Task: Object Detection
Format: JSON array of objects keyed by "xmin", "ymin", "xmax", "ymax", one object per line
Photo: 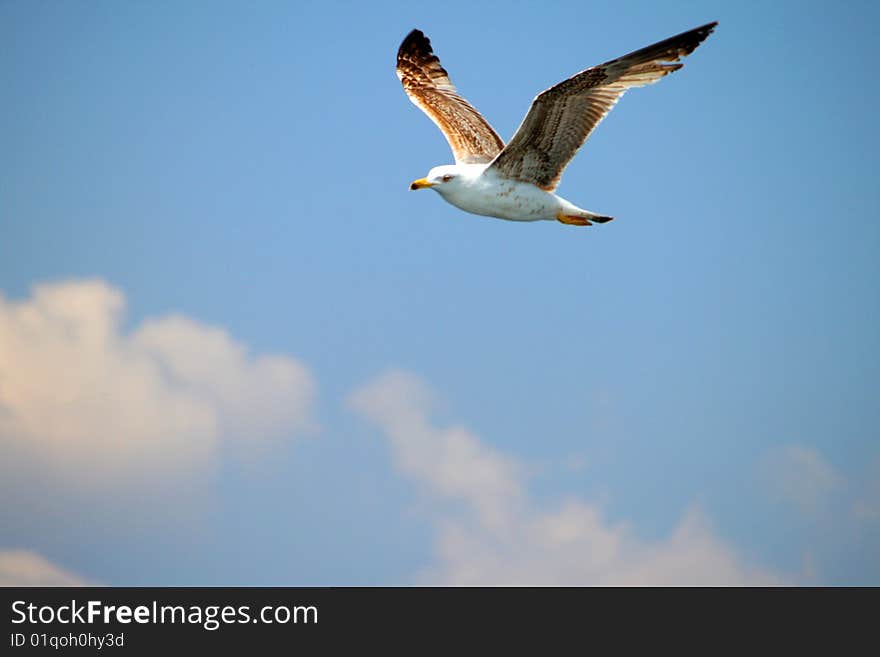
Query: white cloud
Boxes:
[
  {"xmin": 758, "ymin": 448, "xmax": 880, "ymax": 582},
  {"xmin": 0, "ymin": 280, "xmax": 315, "ymax": 489},
  {"xmin": 350, "ymin": 371, "xmax": 523, "ymax": 534},
  {"xmin": 351, "ymin": 371, "xmax": 783, "ymax": 585},
  {"xmin": 0, "ymin": 550, "xmax": 95, "ymax": 587},
  {"xmin": 763, "ymin": 445, "xmax": 841, "ymax": 514}
]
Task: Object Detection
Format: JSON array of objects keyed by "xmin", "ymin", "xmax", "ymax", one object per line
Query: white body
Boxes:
[{"xmin": 419, "ymin": 164, "xmax": 591, "ymax": 222}]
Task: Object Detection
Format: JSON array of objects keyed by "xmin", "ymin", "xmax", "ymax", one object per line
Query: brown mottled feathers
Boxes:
[
  {"xmin": 488, "ymin": 22, "xmax": 718, "ymax": 191},
  {"xmin": 396, "ymin": 29, "xmax": 504, "ymax": 164}
]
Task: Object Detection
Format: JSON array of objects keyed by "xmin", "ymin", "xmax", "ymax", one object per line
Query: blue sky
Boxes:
[{"xmin": 1, "ymin": 0, "xmax": 878, "ymax": 585}]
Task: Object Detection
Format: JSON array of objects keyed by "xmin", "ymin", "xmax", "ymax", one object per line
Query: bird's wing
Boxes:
[
  {"xmin": 488, "ymin": 22, "xmax": 717, "ymax": 191},
  {"xmin": 397, "ymin": 29, "xmax": 504, "ymax": 165}
]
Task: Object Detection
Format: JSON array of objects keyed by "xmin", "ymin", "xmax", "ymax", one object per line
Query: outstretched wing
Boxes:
[
  {"xmin": 396, "ymin": 29, "xmax": 504, "ymax": 164},
  {"xmin": 488, "ymin": 22, "xmax": 717, "ymax": 191}
]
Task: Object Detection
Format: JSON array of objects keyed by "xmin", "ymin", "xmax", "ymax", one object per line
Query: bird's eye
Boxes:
[{"xmin": 441, "ymin": 174, "xmax": 454, "ymax": 182}]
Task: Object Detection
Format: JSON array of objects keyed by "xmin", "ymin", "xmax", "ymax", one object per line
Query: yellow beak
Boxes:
[{"xmin": 409, "ymin": 178, "xmax": 434, "ymax": 190}]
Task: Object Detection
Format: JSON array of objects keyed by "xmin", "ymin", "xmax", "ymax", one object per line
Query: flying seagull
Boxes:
[{"xmin": 397, "ymin": 22, "xmax": 717, "ymax": 226}]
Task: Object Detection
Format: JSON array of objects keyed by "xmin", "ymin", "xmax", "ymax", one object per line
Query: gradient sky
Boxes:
[{"xmin": 1, "ymin": 0, "xmax": 878, "ymax": 585}]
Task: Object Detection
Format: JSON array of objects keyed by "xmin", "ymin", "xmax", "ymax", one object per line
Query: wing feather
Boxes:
[
  {"xmin": 396, "ymin": 29, "xmax": 504, "ymax": 164},
  {"xmin": 488, "ymin": 22, "xmax": 718, "ymax": 190}
]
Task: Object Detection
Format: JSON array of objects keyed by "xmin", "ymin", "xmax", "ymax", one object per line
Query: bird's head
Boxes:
[{"xmin": 410, "ymin": 165, "xmax": 461, "ymax": 191}]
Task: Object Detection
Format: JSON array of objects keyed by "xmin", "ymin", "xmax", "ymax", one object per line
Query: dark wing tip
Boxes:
[
  {"xmin": 398, "ymin": 28, "xmax": 433, "ymax": 60},
  {"xmin": 679, "ymin": 21, "xmax": 719, "ymax": 56},
  {"xmin": 620, "ymin": 20, "xmax": 718, "ymax": 67}
]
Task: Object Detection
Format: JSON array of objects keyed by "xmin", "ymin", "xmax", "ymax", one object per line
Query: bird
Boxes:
[{"xmin": 397, "ymin": 22, "xmax": 717, "ymax": 226}]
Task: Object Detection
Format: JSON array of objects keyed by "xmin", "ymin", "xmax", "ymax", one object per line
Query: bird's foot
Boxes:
[{"xmin": 556, "ymin": 212, "xmax": 592, "ymax": 226}]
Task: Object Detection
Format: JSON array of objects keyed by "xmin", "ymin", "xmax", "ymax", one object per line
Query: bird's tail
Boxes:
[
  {"xmin": 556, "ymin": 208, "xmax": 614, "ymax": 226},
  {"xmin": 583, "ymin": 211, "xmax": 614, "ymax": 224}
]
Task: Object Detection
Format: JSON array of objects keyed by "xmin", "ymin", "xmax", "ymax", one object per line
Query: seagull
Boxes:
[{"xmin": 397, "ymin": 22, "xmax": 717, "ymax": 226}]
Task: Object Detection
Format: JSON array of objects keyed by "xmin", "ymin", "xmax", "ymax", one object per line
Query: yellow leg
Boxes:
[{"xmin": 556, "ymin": 211, "xmax": 592, "ymax": 226}]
